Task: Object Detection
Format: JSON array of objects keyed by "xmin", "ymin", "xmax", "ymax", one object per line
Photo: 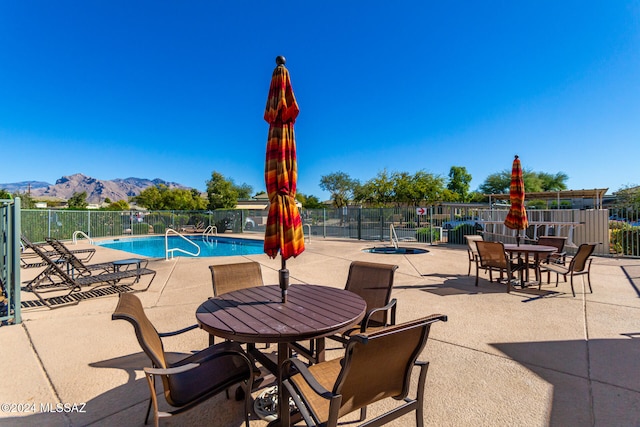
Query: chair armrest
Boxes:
[
  {"xmin": 360, "ymin": 298, "xmax": 397, "ymax": 332},
  {"xmin": 144, "ymin": 363, "xmax": 200, "ymax": 376},
  {"xmin": 282, "ymin": 357, "xmax": 333, "ymax": 398},
  {"xmin": 158, "ymin": 323, "xmax": 199, "ymax": 337}
]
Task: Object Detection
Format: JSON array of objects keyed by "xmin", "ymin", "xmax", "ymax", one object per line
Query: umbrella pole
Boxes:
[{"xmin": 279, "ymin": 257, "xmax": 289, "ymax": 303}]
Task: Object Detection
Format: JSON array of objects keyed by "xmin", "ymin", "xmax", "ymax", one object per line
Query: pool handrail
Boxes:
[
  {"xmin": 73, "ymin": 230, "xmax": 94, "ymax": 245},
  {"xmin": 202, "ymin": 225, "xmax": 217, "ymax": 243},
  {"xmin": 165, "ymin": 228, "xmax": 200, "ymax": 260}
]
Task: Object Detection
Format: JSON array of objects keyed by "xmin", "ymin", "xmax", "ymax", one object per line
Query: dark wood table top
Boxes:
[
  {"xmin": 196, "ymin": 284, "xmax": 367, "ymax": 344},
  {"xmin": 504, "ymin": 244, "xmax": 557, "ymax": 254}
]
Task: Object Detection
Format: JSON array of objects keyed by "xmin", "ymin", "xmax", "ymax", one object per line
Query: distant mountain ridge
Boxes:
[{"xmin": 1, "ymin": 173, "xmax": 190, "ymax": 204}]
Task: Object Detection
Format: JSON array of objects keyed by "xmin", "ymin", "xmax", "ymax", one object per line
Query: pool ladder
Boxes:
[{"xmin": 165, "ymin": 229, "xmax": 200, "ymax": 260}]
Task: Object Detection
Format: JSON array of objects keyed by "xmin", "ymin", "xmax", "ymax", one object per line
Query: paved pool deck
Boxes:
[{"xmin": 2, "ymin": 235, "xmax": 640, "ymax": 426}]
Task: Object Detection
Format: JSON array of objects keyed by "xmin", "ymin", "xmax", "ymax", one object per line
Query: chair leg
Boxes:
[
  {"xmin": 570, "ymin": 274, "xmax": 576, "ymax": 297},
  {"xmin": 359, "ymin": 406, "xmax": 367, "ymax": 422},
  {"xmin": 145, "ymin": 373, "xmax": 160, "ymax": 427},
  {"xmin": 475, "ymin": 264, "xmax": 480, "ymax": 287},
  {"xmin": 586, "ymin": 272, "xmax": 593, "ymax": 293}
]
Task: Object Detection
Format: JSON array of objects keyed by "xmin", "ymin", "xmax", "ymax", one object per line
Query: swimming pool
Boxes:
[{"xmin": 96, "ymin": 235, "xmax": 264, "ymax": 258}]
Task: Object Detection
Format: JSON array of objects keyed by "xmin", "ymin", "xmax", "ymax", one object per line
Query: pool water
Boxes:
[{"xmin": 96, "ymin": 235, "xmax": 264, "ymax": 258}]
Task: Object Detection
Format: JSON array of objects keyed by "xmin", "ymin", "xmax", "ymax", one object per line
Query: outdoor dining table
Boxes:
[
  {"xmin": 503, "ymin": 243, "xmax": 558, "ymax": 286},
  {"xmin": 196, "ymin": 283, "xmax": 367, "ymax": 426}
]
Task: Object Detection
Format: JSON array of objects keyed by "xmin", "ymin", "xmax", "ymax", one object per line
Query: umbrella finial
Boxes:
[
  {"xmin": 514, "ymin": 155, "xmax": 519, "ymax": 160},
  {"xmin": 276, "ymin": 56, "xmax": 286, "ymax": 66}
]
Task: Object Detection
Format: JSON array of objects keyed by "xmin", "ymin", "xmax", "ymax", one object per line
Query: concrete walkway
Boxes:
[{"xmin": 2, "ymin": 236, "xmax": 639, "ymax": 426}]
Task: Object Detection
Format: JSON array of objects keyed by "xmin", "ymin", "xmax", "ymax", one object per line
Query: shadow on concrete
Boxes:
[
  {"xmin": 492, "ymin": 335, "xmax": 640, "ymax": 425},
  {"xmin": 1, "ymin": 352, "xmax": 252, "ymax": 427},
  {"xmin": 398, "ymin": 273, "xmax": 565, "ymax": 300}
]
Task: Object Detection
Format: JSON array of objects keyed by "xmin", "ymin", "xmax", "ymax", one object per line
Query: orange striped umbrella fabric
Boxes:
[
  {"xmin": 504, "ymin": 155, "xmax": 529, "ymax": 238},
  {"xmin": 263, "ymin": 57, "xmax": 305, "ymax": 262}
]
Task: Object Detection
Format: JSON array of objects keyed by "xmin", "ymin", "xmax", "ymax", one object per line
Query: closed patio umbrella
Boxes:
[
  {"xmin": 264, "ymin": 56, "xmax": 305, "ymax": 302},
  {"xmin": 504, "ymin": 155, "xmax": 528, "ymax": 246}
]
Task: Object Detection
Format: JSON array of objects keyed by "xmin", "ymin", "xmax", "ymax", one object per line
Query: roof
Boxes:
[{"xmin": 486, "ymin": 189, "xmax": 609, "ymax": 200}]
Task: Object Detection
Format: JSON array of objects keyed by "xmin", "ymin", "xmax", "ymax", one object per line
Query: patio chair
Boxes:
[
  {"xmin": 539, "ymin": 243, "xmax": 596, "ymax": 297},
  {"xmin": 25, "ymin": 243, "xmax": 156, "ymax": 308},
  {"xmin": 291, "ymin": 261, "xmax": 398, "ymax": 365},
  {"xmin": 537, "ymin": 236, "xmax": 567, "ymax": 271},
  {"xmin": 464, "ymin": 235, "xmax": 483, "ymax": 276},
  {"xmin": 208, "ymin": 261, "xmax": 265, "ymax": 347},
  {"xmin": 281, "ymin": 314, "xmax": 448, "ymax": 427},
  {"xmin": 112, "ymin": 293, "xmax": 254, "ymax": 427},
  {"xmin": 475, "ymin": 241, "xmax": 517, "ymax": 292}
]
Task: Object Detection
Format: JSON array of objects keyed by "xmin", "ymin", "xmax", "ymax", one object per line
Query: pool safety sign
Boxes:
[{"xmin": 416, "ymin": 207, "xmax": 427, "ymax": 216}]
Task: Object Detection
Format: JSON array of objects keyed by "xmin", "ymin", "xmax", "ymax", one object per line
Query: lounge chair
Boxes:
[
  {"xmin": 281, "ymin": 314, "xmax": 448, "ymax": 427},
  {"xmin": 45, "ymin": 237, "xmax": 121, "ymax": 277},
  {"xmin": 24, "ymin": 243, "xmax": 156, "ymax": 308},
  {"xmin": 20, "ymin": 235, "xmax": 95, "ymax": 268},
  {"xmin": 112, "ymin": 293, "xmax": 254, "ymax": 427}
]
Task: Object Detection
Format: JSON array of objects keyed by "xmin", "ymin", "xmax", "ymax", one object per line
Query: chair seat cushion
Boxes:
[{"xmin": 166, "ymin": 341, "xmax": 251, "ymax": 407}]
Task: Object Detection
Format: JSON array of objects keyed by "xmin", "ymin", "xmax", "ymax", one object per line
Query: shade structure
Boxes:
[
  {"xmin": 504, "ymin": 155, "xmax": 528, "ymax": 245},
  {"xmin": 263, "ymin": 56, "xmax": 305, "ymax": 302}
]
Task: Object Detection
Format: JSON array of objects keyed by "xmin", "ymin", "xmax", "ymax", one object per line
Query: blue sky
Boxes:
[{"xmin": 1, "ymin": 1, "xmax": 639, "ymax": 200}]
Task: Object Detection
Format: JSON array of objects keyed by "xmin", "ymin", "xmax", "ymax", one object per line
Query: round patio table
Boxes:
[
  {"xmin": 504, "ymin": 244, "xmax": 557, "ymax": 286},
  {"xmin": 196, "ymin": 284, "xmax": 366, "ymax": 426}
]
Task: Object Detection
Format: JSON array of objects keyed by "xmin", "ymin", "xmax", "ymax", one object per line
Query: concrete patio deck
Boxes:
[{"xmin": 2, "ymin": 236, "xmax": 640, "ymax": 426}]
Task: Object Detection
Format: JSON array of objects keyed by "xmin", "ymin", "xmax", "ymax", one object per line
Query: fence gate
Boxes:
[{"xmin": 0, "ymin": 197, "xmax": 21, "ymax": 324}]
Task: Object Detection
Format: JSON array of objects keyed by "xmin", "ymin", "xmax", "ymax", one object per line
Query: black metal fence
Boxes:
[{"xmin": 17, "ymin": 205, "xmax": 640, "ymax": 258}]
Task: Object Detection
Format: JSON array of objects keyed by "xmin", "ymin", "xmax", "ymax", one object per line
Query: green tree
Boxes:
[
  {"xmin": 319, "ymin": 172, "xmax": 359, "ymax": 208},
  {"xmin": 0, "ymin": 189, "xmax": 11, "ymax": 199},
  {"xmin": 134, "ymin": 185, "xmax": 207, "ymax": 210},
  {"xmin": 105, "ymin": 200, "xmax": 130, "ymax": 210},
  {"xmin": 447, "ymin": 166, "xmax": 472, "ymax": 202},
  {"xmin": 233, "ymin": 182, "xmax": 254, "ymax": 200},
  {"xmin": 206, "ymin": 171, "xmax": 238, "ymax": 210},
  {"xmin": 613, "ymin": 185, "xmax": 640, "ymax": 208},
  {"xmin": 134, "ymin": 186, "xmax": 163, "ymax": 209},
  {"xmin": 297, "ymin": 193, "xmax": 324, "ymax": 209},
  {"xmin": 67, "ymin": 191, "xmax": 88, "ymax": 209},
  {"xmin": 478, "ymin": 170, "xmax": 568, "ymax": 195},
  {"xmin": 12, "ymin": 191, "xmax": 35, "ymax": 208}
]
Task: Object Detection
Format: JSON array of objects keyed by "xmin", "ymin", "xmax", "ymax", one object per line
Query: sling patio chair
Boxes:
[
  {"xmin": 539, "ymin": 243, "xmax": 596, "ymax": 297},
  {"xmin": 20, "ymin": 235, "xmax": 95, "ymax": 268},
  {"xmin": 475, "ymin": 241, "xmax": 519, "ymax": 293},
  {"xmin": 537, "ymin": 236, "xmax": 568, "ymax": 266},
  {"xmin": 25, "ymin": 243, "xmax": 156, "ymax": 308},
  {"xmin": 208, "ymin": 261, "xmax": 266, "ymax": 349},
  {"xmin": 112, "ymin": 293, "xmax": 254, "ymax": 427},
  {"xmin": 281, "ymin": 314, "xmax": 448, "ymax": 427},
  {"xmin": 464, "ymin": 235, "xmax": 483, "ymax": 276},
  {"xmin": 290, "ymin": 261, "xmax": 399, "ymax": 365}
]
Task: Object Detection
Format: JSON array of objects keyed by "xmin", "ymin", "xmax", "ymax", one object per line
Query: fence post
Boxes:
[{"xmin": 0, "ymin": 197, "xmax": 21, "ymax": 324}]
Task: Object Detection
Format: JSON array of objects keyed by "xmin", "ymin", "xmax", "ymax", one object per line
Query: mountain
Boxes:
[
  {"xmin": 2, "ymin": 173, "xmax": 190, "ymax": 204},
  {"xmin": 0, "ymin": 181, "xmax": 50, "ymax": 193}
]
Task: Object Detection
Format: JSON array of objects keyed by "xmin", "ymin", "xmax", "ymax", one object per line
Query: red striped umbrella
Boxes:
[
  {"xmin": 263, "ymin": 56, "xmax": 305, "ymax": 302},
  {"xmin": 504, "ymin": 155, "xmax": 528, "ymax": 245}
]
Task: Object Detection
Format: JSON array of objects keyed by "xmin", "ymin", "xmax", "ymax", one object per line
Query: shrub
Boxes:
[
  {"xmin": 448, "ymin": 223, "xmax": 482, "ymax": 244},
  {"xmin": 132, "ymin": 222, "xmax": 149, "ymax": 235},
  {"xmin": 416, "ymin": 227, "xmax": 440, "ymax": 243},
  {"xmin": 152, "ymin": 222, "xmax": 166, "ymax": 234}
]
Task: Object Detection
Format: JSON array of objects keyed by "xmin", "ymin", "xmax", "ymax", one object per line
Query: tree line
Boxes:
[{"xmin": 4, "ymin": 167, "xmax": 638, "ymax": 211}]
